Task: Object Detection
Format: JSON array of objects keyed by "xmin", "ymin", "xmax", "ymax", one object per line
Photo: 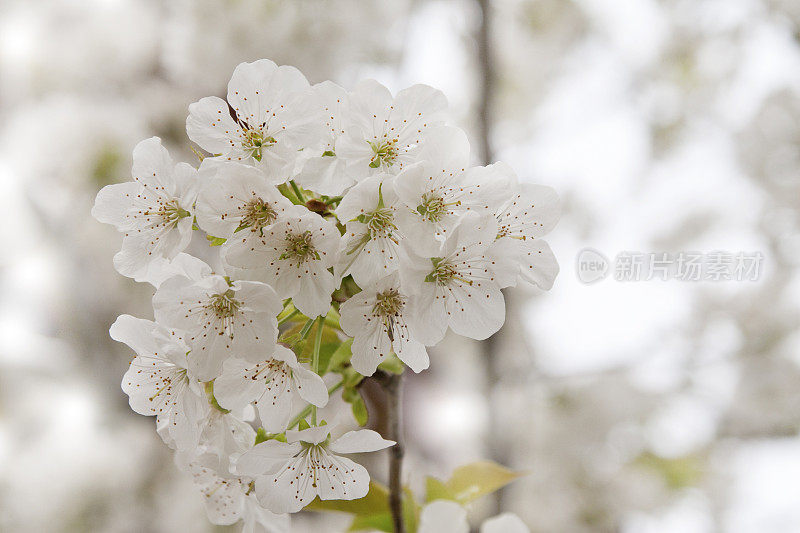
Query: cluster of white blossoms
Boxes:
[{"xmin": 93, "ymin": 59, "xmax": 559, "ymax": 532}]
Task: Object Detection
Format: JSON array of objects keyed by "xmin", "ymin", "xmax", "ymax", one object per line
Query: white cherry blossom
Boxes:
[
  {"xmin": 339, "ymin": 273, "xmax": 429, "ymax": 376},
  {"xmin": 183, "ymin": 458, "xmax": 290, "ymax": 532},
  {"xmin": 92, "ymin": 137, "xmax": 199, "ymax": 280},
  {"xmin": 335, "ymin": 175, "xmax": 404, "ymax": 286},
  {"xmin": 481, "ymin": 513, "xmax": 531, "ymax": 533},
  {"xmin": 394, "ymin": 126, "xmax": 512, "ymax": 256},
  {"xmin": 336, "ymin": 80, "xmax": 447, "ymax": 180},
  {"xmin": 486, "ymin": 162, "xmax": 561, "ymax": 290},
  {"xmin": 294, "ymin": 81, "xmax": 353, "ymax": 195},
  {"xmin": 195, "ymin": 404, "xmax": 257, "ymax": 474},
  {"xmin": 401, "ymin": 213, "xmax": 504, "ymax": 344},
  {"xmin": 418, "ymin": 500, "xmax": 469, "ymax": 533},
  {"xmin": 153, "ymin": 273, "xmax": 282, "ymax": 381},
  {"xmin": 214, "ymin": 345, "xmax": 328, "ymax": 433},
  {"xmin": 111, "ymin": 314, "xmax": 206, "ymax": 451},
  {"xmin": 195, "ymin": 161, "xmax": 301, "ymax": 239},
  {"xmin": 241, "ymin": 492, "xmax": 291, "ymax": 533},
  {"xmin": 235, "ymin": 426, "xmax": 394, "ymax": 514},
  {"xmin": 418, "ymin": 501, "xmax": 530, "ymax": 533},
  {"xmin": 95, "ymin": 59, "xmax": 562, "ymax": 527},
  {"xmin": 186, "ymin": 59, "xmax": 322, "ymax": 179},
  {"xmin": 138, "ymin": 253, "xmax": 213, "ymax": 289},
  {"xmin": 224, "ymin": 213, "xmax": 340, "ymax": 318}
]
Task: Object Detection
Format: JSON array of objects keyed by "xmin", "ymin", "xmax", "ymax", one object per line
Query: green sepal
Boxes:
[
  {"xmin": 255, "ymin": 427, "xmax": 287, "ymax": 445},
  {"xmin": 298, "ymin": 419, "xmax": 311, "ymax": 431},
  {"xmin": 204, "ymin": 381, "xmax": 230, "ymax": 414},
  {"xmin": 206, "ymin": 234, "xmax": 227, "ymax": 246}
]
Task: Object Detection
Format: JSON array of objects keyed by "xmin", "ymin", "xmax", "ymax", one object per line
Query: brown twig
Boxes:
[{"xmin": 374, "ymin": 370, "xmax": 405, "ymax": 533}]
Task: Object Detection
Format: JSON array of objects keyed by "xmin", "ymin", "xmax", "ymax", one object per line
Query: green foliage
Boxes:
[
  {"xmin": 254, "ymin": 427, "xmax": 286, "ymax": 445},
  {"xmin": 424, "ymin": 461, "xmax": 523, "ymax": 505},
  {"xmin": 306, "ymin": 463, "xmax": 522, "ymax": 531},
  {"xmin": 206, "ymin": 234, "xmax": 227, "ymax": 246},
  {"xmin": 324, "ymin": 338, "xmax": 353, "ymax": 372},
  {"xmin": 377, "ymin": 353, "xmax": 405, "ymax": 374},
  {"xmin": 634, "ymin": 451, "xmax": 704, "ymax": 490},
  {"xmin": 306, "ymin": 481, "xmax": 390, "ymax": 516},
  {"xmin": 91, "ymin": 145, "xmax": 123, "ymax": 187},
  {"xmin": 350, "ymin": 396, "xmax": 368, "ymax": 426},
  {"xmin": 307, "ymin": 482, "xmax": 420, "ymax": 533},
  {"xmin": 284, "ymin": 320, "xmax": 339, "ymax": 361},
  {"xmin": 320, "ymin": 337, "xmax": 351, "ymax": 374},
  {"xmin": 349, "ymin": 514, "xmax": 393, "ymax": 532}
]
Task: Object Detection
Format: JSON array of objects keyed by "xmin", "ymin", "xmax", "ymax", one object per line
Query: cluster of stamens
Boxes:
[
  {"xmin": 279, "ymin": 231, "xmax": 319, "ymax": 262},
  {"xmin": 242, "ymin": 128, "xmax": 276, "ymax": 162},
  {"xmin": 241, "ymin": 197, "xmax": 277, "ymax": 230},
  {"xmin": 362, "ymin": 207, "xmax": 396, "ymax": 237},
  {"xmin": 373, "ymin": 288, "xmax": 405, "ymax": 343},
  {"xmin": 416, "ymin": 192, "xmax": 453, "ymax": 223},
  {"xmin": 143, "ymin": 198, "xmax": 189, "ymax": 229},
  {"xmin": 372, "ymin": 288, "xmax": 405, "ymax": 317},
  {"xmin": 425, "ymin": 257, "xmax": 471, "ymax": 286},
  {"xmin": 207, "ymin": 290, "xmax": 240, "ymax": 319},
  {"xmin": 368, "ymin": 138, "xmax": 399, "ymax": 168}
]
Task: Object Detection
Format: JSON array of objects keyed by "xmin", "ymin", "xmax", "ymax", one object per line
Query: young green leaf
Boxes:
[{"xmin": 424, "ymin": 461, "xmax": 523, "ymax": 505}]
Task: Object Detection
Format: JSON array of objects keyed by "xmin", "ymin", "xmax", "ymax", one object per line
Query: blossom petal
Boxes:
[
  {"xmin": 418, "ymin": 501, "xmax": 469, "ymax": 533},
  {"xmin": 92, "ymin": 181, "xmax": 137, "ymax": 227},
  {"xmin": 235, "ymin": 440, "xmax": 302, "ymax": 478},
  {"xmin": 187, "ymin": 96, "xmax": 241, "ymax": 155},
  {"xmin": 316, "ymin": 454, "xmax": 371, "ymax": 502},
  {"xmin": 329, "ymin": 429, "xmax": 394, "ymax": 454},
  {"xmin": 444, "ymin": 280, "xmax": 505, "ymax": 341},
  {"xmin": 292, "ymin": 366, "xmax": 329, "ymax": 407},
  {"xmin": 480, "ymin": 513, "xmax": 530, "ymax": 533}
]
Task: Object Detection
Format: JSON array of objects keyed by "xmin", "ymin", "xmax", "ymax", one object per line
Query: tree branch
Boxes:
[{"xmin": 375, "ymin": 370, "xmax": 405, "ymax": 533}]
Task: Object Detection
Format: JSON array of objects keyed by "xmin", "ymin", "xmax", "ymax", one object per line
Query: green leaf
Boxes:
[
  {"xmin": 634, "ymin": 451, "xmax": 704, "ymax": 490},
  {"xmin": 306, "ymin": 481, "xmax": 390, "ymax": 515},
  {"xmin": 351, "ymin": 396, "xmax": 368, "ymax": 426},
  {"xmin": 349, "ymin": 514, "xmax": 393, "ymax": 532},
  {"xmin": 425, "ymin": 461, "xmax": 523, "ymax": 505},
  {"xmin": 424, "ymin": 477, "xmax": 452, "ymax": 502},
  {"xmin": 347, "ymin": 487, "xmax": 419, "ymax": 532},
  {"xmin": 377, "ymin": 353, "xmax": 405, "ymax": 375},
  {"xmin": 206, "ymin": 235, "xmax": 227, "ymax": 246},
  {"xmin": 284, "ymin": 321, "xmax": 339, "ymax": 362},
  {"xmin": 298, "ymin": 419, "xmax": 310, "ymax": 431},
  {"xmin": 403, "ymin": 486, "xmax": 420, "ymax": 533},
  {"xmin": 326, "ymin": 338, "xmax": 353, "ymax": 372}
]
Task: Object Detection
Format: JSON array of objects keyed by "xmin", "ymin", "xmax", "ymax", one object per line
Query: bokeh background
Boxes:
[{"xmin": 2, "ymin": 0, "xmax": 800, "ymax": 531}]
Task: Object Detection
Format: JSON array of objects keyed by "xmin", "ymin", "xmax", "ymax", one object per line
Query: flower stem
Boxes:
[
  {"xmin": 288, "ymin": 380, "xmax": 343, "ymax": 429},
  {"xmin": 290, "ymin": 180, "xmax": 306, "ymax": 203},
  {"xmin": 375, "ymin": 370, "xmax": 405, "ymax": 533},
  {"xmin": 277, "ymin": 308, "xmax": 300, "ymax": 326},
  {"xmin": 311, "ymin": 316, "xmax": 325, "ymax": 425},
  {"xmin": 297, "ymin": 318, "xmax": 315, "ymax": 340}
]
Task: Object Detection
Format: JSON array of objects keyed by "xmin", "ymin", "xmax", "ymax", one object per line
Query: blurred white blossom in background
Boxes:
[{"xmin": 2, "ymin": 0, "xmax": 800, "ymax": 531}]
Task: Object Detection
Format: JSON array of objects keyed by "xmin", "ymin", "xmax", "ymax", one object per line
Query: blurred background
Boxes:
[{"xmin": 1, "ymin": 0, "xmax": 800, "ymax": 531}]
